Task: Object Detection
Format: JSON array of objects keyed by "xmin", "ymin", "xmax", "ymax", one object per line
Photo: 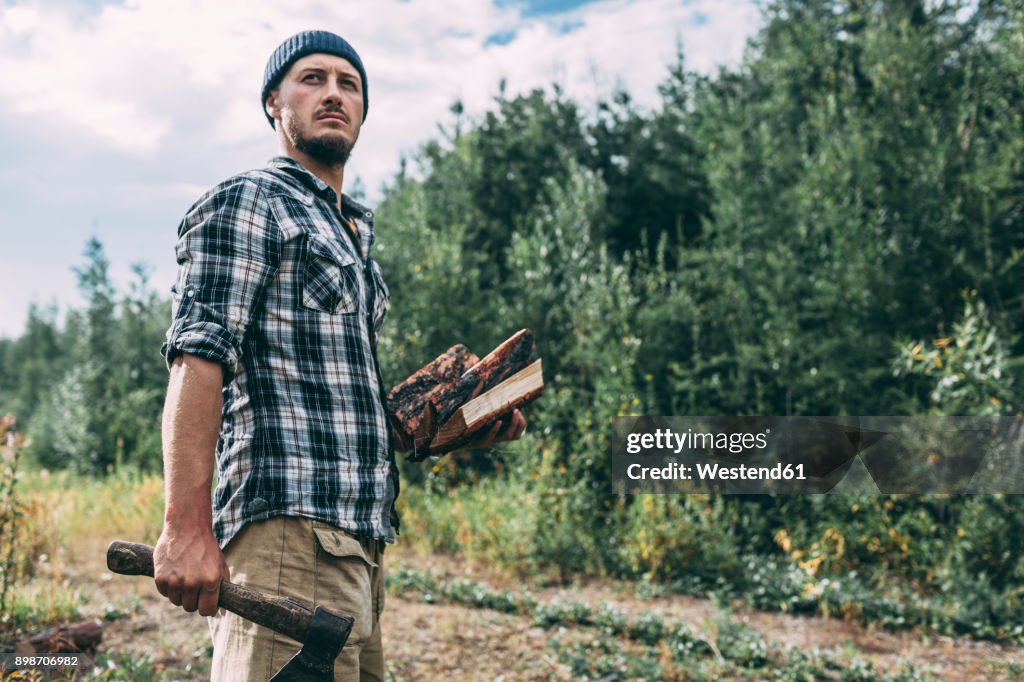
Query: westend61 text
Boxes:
[{"xmin": 626, "ymin": 461, "xmax": 807, "ymax": 481}]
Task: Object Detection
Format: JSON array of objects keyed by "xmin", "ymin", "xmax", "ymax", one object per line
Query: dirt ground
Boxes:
[{"xmin": 21, "ymin": 545, "xmax": 1024, "ymax": 681}]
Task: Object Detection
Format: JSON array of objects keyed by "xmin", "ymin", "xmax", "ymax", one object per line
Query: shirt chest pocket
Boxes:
[{"xmin": 302, "ymin": 233, "xmax": 362, "ymax": 315}]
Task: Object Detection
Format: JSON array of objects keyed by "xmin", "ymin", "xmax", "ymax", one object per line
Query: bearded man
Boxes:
[{"xmin": 152, "ymin": 30, "xmax": 524, "ymax": 681}]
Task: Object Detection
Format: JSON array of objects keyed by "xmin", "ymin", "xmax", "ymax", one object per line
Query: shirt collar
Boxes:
[{"xmin": 267, "ymin": 155, "xmax": 375, "ymax": 224}]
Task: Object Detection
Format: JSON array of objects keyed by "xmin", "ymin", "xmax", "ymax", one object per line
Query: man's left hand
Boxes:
[{"xmin": 463, "ymin": 409, "xmax": 526, "ymax": 449}]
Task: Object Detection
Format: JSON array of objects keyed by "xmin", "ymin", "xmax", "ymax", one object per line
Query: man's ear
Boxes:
[{"xmin": 265, "ymin": 91, "xmax": 280, "ymax": 123}]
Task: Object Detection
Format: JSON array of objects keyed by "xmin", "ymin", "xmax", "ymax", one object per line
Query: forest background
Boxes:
[{"xmin": 1, "ymin": 0, "xmax": 1023, "ymax": 677}]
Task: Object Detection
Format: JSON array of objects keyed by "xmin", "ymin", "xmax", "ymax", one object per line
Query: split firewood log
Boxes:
[
  {"xmin": 387, "ymin": 343, "xmax": 480, "ymax": 452},
  {"xmin": 388, "ymin": 329, "xmax": 538, "ymax": 460},
  {"xmin": 432, "ymin": 329, "xmax": 536, "ymax": 427}
]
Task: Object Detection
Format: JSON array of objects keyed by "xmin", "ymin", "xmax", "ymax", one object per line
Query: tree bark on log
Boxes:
[
  {"xmin": 387, "ymin": 329, "xmax": 536, "ymax": 459},
  {"xmin": 432, "ymin": 329, "xmax": 535, "ymax": 427},
  {"xmin": 23, "ymin": 619, "xmax": 103, "ymax": 653},
  {"xmin": 387, "ymin": 344, "xmax": 479, "ymax": 451}
]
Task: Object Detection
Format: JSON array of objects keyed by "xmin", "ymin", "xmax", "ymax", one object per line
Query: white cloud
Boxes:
[
  {"xmin": 0, "ymin": 0, "xmax": 759, "ymax": 173},
  {"xmin": 3, "ymin": 4, "xmax": 39, "ymax": 33},
  {"xmin": 359, "ymin": 0, "xmax": 761, "ymax": 192},
  {"xmin": 0, "ymin": 0, "xmax": 762, "ymax": 337}
]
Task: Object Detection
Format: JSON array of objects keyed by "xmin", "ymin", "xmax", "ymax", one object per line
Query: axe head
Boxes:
[{"xmin": 269, "ymin": 605, "xmax": 354, "ymax": 681}]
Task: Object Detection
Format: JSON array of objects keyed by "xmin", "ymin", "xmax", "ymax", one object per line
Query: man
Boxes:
[{"xmin": 154, "ymin": 30, "xmax": 525, "ymax": 682}]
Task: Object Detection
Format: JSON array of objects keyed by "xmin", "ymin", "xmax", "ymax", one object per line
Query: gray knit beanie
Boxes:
[{"xmin": 261, "ymin": 30, "xmax": 368, "ymax": 128}]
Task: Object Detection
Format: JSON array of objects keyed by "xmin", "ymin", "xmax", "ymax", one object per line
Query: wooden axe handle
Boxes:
[{"xmin": 107, "ymin": 540, "xmax": 316, "ymax": 644}]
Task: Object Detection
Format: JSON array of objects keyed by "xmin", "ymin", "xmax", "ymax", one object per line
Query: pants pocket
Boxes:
[{"xmin": 311, "ymin": 523, "xmax": 376, "ymax": 648}]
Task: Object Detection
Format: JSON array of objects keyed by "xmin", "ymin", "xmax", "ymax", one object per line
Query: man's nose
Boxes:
[{"xmin": 321, "ymin": 79, "xmax": 344, "ymax": 105}]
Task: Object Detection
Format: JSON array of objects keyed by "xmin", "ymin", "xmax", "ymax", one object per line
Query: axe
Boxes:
[{"xmin": 106, "ymin": 540, "xmax": 354, "ymax": 681}]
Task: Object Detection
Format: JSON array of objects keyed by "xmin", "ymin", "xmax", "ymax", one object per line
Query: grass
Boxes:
[
  {"xmin": 1, "ymin": 581, "xmax": 84, "ymax": 632},
  {"xmin": 3, "ymin": 468, "xmax": 1020, "ymax": 680},
  {"xmin": 396, "ymin": 480, "xmax": 1024, "ymax": 645},
  {"xmin": 2, "ymin": 468, "xmax": 164, "ymax": 645},
  {"xmin": 2, "ymin": 468, "xmax": 202, "ymax": 680},
  {"xmin": 79, "ymin": 651, "xmax": 196, "ymax": 681},
  {"xmin": 17, "ymin": 468, "xmax": 164, "ymax": 562},
  {"xmin": 389, "ymin": 562, "xmax": 940, "ymax": 681}
]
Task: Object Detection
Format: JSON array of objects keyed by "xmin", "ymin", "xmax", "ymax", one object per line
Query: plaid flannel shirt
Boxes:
[{"xmin": 161, "ymin": 156, "xmax": 398, "ymax": 548}]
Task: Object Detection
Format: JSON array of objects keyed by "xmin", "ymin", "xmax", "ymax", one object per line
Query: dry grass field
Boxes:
[{"xmin": 4, "ymin": 470, "xmax": 1024, "ymax": 681}]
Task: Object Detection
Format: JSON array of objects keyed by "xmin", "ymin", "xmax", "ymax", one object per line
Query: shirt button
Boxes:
[{"xmin": 185, "ymin": 287, "xmax": 195, "ymax": 297}]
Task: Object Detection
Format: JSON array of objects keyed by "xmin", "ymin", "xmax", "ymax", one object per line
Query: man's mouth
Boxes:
[{"xmin": 317, "ymin": 111, "xmax": 348, "ymax": 123}]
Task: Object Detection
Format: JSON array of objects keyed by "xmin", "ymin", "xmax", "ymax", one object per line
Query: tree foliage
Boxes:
[
  {"xmin": 4, "ymin": 239, "xmax": 167, "ymax": 473},
  {"xmin": 0, "ymin": 0, "xmax": 1021, "ymax": 633}
]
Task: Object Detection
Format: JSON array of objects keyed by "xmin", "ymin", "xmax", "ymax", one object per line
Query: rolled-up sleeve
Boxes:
[{"xmin": 161, "ymin": 177, "xmax": 282, "ymax": 379}]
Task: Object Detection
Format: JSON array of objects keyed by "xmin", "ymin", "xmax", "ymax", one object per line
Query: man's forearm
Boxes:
[
  {"xmin": 162, "ymin": 353, "xmax": 223, "ymax": 526},
  {"xmin": 154, "ymin": 353, "xmax": 228, "ymax": 616}
]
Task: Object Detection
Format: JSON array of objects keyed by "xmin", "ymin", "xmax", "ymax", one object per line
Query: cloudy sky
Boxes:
[{"xmin": 0, "ymin": 0, "xmax": 762, "ymax": 338}]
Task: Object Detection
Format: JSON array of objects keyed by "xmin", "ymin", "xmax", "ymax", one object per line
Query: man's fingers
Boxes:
[
  {"xmin": 181, "ymin": 586, "xmax": 201, "ymax": 613},
  {"xmin": 459, "ymin": 410, "xmax": 527, "ymax": 449},
  {"xmin": 153, "ymin": 531, "xmax": 227, "ymax": 615},
  {"xmin": 198, "ymin": 581, "xmax": 221, "ymax": 617},
  {"xmin": 510, "ymin": 410, "xmax": 526, "ymax": 439},
  {"xmin": 496, "ymin": 410, "xmax": 525, "ymax": 442},
  {"xmin": 496, "ymin": 421, "xmax": 516, "ymax": 440},
  {"xmin": 167, "ymin": 585, "xmax": 184, "ymax": 607},
  {"xmin": 158, "ymin": 572, "xmax": 183, "ymax": 605}
]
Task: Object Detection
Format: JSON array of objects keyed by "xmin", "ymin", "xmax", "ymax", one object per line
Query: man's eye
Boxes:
[{"xmin": 303, "ymin": 74, "xmax": 321, "ymax": 82}]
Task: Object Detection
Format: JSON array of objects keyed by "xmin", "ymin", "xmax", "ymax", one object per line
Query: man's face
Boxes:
[{"xmin": 268, "ymin": 53, "xmax": 364, "ymax": 166}]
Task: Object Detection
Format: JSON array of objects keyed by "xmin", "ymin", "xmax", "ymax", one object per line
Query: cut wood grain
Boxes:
[
  {"xmin": 430, "ymin": 359, "xmax": 544, "ymax": 452},
  {"xmin": 388, "ymin": 329, "xmax": 542, "ymax": 460}
]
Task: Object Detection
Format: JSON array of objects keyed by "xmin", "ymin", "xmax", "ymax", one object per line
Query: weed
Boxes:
[
  {"xmin": 89, "ymin": 652, "xmax": 163, "ymax": 681},
  {"xmin": 1, "ymin": 580, "xmax": 83, "ymax": 633},
  {"xmin": 1, "ymin": 414, "xmax": 25, "ymax": 614},
  {"xmin": 101, "ymin": 593, "xmax": 142, "ymax": 622},
  {"xmin": 628, "ymin": 610, "xmax": 667, "ymax": 645},
  {"xmin": 549, "ymin": 631, "xmax": 663, "ymax": 681},
  {"xmin": 711, "ymin": 612, "xmax": 769, "ymax": 668},
  {"xmin": 532, "ymin": 599, "xmax": 593, "ymax": 628}
]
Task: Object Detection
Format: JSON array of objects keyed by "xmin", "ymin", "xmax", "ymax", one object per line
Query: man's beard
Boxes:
[{"xmin": 287, "ymin": 115, "xmax": 355, "ymax": 166}]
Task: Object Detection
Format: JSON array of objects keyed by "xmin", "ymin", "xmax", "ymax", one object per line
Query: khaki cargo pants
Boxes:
[{"xmin": 208, "ymin": 516, "xmax": 386, "ymax": 682}]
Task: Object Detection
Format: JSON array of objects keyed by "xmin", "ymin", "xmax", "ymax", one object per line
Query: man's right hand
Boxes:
[{"xmin": 153, "ymin": 525, "xmax": 229, "ymax": 617}]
